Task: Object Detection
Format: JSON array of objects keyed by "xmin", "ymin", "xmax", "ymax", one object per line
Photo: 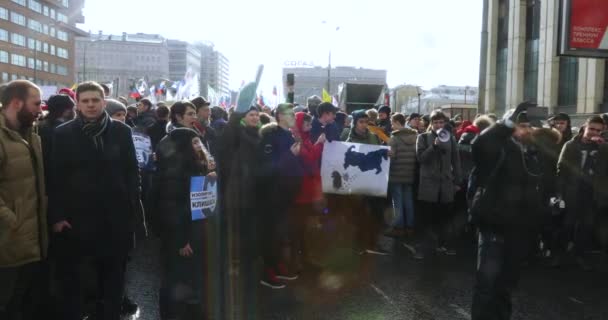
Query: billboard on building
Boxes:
[{"xmin": 559, "ymin": 0, "xmax": 608, "ymax": 58}]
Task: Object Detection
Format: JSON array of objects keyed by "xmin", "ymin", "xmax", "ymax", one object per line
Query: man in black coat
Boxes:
[
  {"xmin": 470, "ymin": 103, "xmax": 544, "ymax": 320},
  {"xmin": 48, "ymin": 81, "xmax": 141, "ymax": 320}
]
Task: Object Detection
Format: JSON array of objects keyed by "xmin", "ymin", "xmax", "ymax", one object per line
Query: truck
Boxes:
[{"xmin": 337, "ymin": 82, "xmax": 387, "ymax": 114}]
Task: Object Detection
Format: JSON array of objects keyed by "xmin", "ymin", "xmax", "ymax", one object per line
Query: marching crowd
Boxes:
[{"xmin": 0, "ymin": 79, "xmax": 607, "ymax": 320}]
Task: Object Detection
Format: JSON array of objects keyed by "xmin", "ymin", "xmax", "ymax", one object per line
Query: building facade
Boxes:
[
  {"xmin": 167, "ymin": 39, "xmax": 201, "ymax": 82},
  {"xmin": 282, "ymin": 66, "xmax": 387, "ymax": 106},
  {"xmin": 74, "ymin": 32, "xmax": 169, "ymax": 97},
  {"xmin": 479, "ymin": 0, "xmax": 608, "ymax": 122},
  {"xmin": 0, "ymin": 0, "xmax": 85, "ymax": 89},
  {"xmin": 194, "ymin": 41, "xmax": 230, "ymax": 99}
]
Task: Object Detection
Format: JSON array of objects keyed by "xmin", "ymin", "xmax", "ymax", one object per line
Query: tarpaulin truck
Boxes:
[{"xmin": 337, "ymin": 82, "xmax": 386, "ymax": 114}]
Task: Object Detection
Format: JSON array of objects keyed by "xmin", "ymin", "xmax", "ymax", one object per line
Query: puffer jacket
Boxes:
[
  {"xmin": 416, "ymin": 131, "xmax": 462, "ymax": 203},
  {"xmin": 388, "ymin": 128, "xmax": 418, "ymax": 184},
  {"xmin": 0, "ymin": 113, "xmax": 47, "ymax": 267},
  {"xmin": 293, "ymin": 113, "xmax": 323, "ymax": 204}
]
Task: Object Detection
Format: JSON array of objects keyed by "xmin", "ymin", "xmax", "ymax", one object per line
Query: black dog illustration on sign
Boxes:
[
  {"xmin": 331, "ymin": 171, "xmax": 342, "ymax": 190},
  {"xmin": 343, "ymin": 145, "xmax": 388, "ymax": 174}
]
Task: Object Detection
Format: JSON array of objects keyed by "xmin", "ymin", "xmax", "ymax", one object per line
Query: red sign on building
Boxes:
[{"xmin": 560, "ymin": 0, "xmax": 608, "ymax": 58}]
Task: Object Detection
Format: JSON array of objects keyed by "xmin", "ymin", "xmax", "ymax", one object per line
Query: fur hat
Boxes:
[
  {"xmin": 378, "ymin": 105, "xmax": 391, "ymax": 115},
  {"xmin": 352, "ymin": 109, "xmax": 369, "ymax": 124}
]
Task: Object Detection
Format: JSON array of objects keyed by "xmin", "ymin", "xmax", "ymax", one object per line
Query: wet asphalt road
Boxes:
[{"xmin": 124, "ymin": 235, "xmax": 608, "ymax": 320}]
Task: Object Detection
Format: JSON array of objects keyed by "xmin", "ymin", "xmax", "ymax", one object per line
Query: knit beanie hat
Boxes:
[
  {"xmin": 352, "ymin": 109, "xmax": 369, "ymax": 124},
  {"xmin": 105, "ymin": 99, "xmax": 127, "ymax": 117}
]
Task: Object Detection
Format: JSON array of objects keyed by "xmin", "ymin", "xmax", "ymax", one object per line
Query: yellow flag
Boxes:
[
  {"xmin": 322, "ymin": 89, "xmax": 332, "ymax": 103},
  {"xmin": 70, "ymin": 83, "xmax": 77, "ymax": 90}
]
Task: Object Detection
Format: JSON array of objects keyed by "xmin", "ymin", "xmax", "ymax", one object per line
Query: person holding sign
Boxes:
[{"xmin": 151, "ymin": 127, "xmax": 216, "ymax": 320}]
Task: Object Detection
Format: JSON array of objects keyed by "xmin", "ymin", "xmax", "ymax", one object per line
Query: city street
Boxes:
[{"xmin": 125, "ymin": 235, "xmax": 608, "ymax": 320}]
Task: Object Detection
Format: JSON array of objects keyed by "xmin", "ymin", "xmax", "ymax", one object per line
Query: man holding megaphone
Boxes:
[{"xmin": 415, "ymin": 110, "xmax": 463, "ymax": 258}]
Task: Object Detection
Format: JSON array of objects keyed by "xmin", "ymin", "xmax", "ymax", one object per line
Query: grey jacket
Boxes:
[
  {"xmin": 388, "ymin": 128, "xmax": 418, "ymax": 184},
  {"xmin": 416, "ymin": 131, "xmax": 462, "ymax": 203}
]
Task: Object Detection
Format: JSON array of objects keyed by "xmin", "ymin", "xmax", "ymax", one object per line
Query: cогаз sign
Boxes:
[
  {"xmin": 559, "ymin": 0, "xmax": 608, "ymax": 58},
  {"xmin": 283, "ymin": 60, "xmax": 315, "ymax": 68}
]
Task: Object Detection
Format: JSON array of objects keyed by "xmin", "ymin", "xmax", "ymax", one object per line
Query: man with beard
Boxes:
[
  {"xmin": 49, "ymin": 81, "xmax": 141, "ymax": 320},
  {"xmin": 0, "ymin": 80, "xmax": 47, "ymax": 320}
]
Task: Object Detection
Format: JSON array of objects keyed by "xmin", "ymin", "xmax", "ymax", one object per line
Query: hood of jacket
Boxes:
[
  {"xmin": 294, "ymin": 112, "xmax": 311, "ymax": 142},
  {"xmin": 391, "ymin": 127, "xmax": 418, "ymax": 145}
]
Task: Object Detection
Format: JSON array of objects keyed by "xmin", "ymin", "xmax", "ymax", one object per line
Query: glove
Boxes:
[{"xmin": 501, "ymin": 101, "xmax": 535, "ymax": 128}]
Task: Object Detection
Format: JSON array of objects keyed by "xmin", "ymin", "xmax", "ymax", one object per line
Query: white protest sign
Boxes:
[{"xmin": 321, "ymin": 141, "xmax": 390, "ymax": 197}]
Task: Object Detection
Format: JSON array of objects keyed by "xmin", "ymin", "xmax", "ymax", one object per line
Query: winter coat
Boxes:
[
  {"xmin": 557, "ymin": 135, "xmax": 608, "ymax": 210},
  {"xmin": 377, "ymin": 119, "xmax": 392, "ymax": 137},
  {"xmin": 293, "ymin": 113, "xmax": 324, "ymax": 204},
  {"xmin": 416, "ymin": 131, "xmax": 462, "ymax": 203},
  {"xmin": 311, "ymin": 117, "xmax": 340, "ymax": 143},
  {"xmin": 134, "ymin": 109, "xmax": 157, "ymax": 130},
  {"xmin": 258, "ymin": 123, "xmax": 303, "ymax": 215},
  {"xmin": 458, "ymin": 125, "xmax": 481, "ymax": 180},
  {"xmin": 346, "ymin": 127, "xmax": 381, "ymax": 145},
  {"xmin": 148, "ymin": 119, "xmax": 168, "ymax": 151},
  {"xmin": 472, "ymin": 123, "xmax": 544, "ymax": 230},
  {"xmin": 388, "ymin": 128, "xmax": 418, "ymax": 184},
  {"xmin": 48, "ymin": 118, "xmax": 141, "ymax": 258},
  {"xmin": 38, "ymin": 117, "xmax": 66, "ymax": 192},
  {"xmin": 217, "ymin": 119, "xmax": 264, "ymax": 262},
  {"xmin": 0, "ymin": 113, "xmax": 47, "ymax": 268},
  {"xmin": 340, "ymin": 127, "xmax": 350, "ymax": 141},
  {"xmin": 151, "ymin": 128, "xmax": 209, "ymax": 250},
  {"xmin": 456, "ymin": 121, "xmax": 473, "ymax": 140},
  {"xmin": 530, "ymin": 128, "xmax": 562, "ymax": 200}
]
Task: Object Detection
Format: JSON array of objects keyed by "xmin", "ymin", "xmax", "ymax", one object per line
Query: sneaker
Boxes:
[
  {"xmin": 384, "ymin": 227, "xmax": 405, "ymax": 238},
  {"xmin": 413, "ymin": 251, "xmax": 425, "ymax": 260},
  {"xmin": 366, "ymin": 247, "xmax": 390, "ymax": 256},
  {"xmin": 121, "ymin": 296, "xmax": 138, "ymax": 316},
  {"xmin": 260, "ymin": 268, "xmax": 286, "ymax": 289},
  {"xmin": 276, "ymin": 263, "xmax": 299, "ymax": 281}
]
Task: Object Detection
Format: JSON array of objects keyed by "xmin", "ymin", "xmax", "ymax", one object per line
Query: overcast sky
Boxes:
[{"xmin": 79, "ymin": 0, "xmax": 482, "ymax": 94}]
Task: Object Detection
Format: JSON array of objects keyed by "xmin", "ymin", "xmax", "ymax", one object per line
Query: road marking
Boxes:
[
  {"xmin": 370, "ymin": 283, "xmax": 394, "ymax": 305},
  {"xmin": 449, "ymin": 304, "xmax": 471, "ymax": 320},
  {"xmin": 402, "ymin": 242, "xmax": 417, "ymax": 255}
]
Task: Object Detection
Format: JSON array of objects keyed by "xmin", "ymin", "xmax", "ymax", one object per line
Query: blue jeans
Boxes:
[{"xmin": 389, "ymin": 183, "xmax": 415, "ymax": 228}]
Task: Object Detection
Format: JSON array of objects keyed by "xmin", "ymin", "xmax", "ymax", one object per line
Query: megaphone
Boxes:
[{"xmin": 436, "ymin": 128, "xmax": 451, "ymax": 143}]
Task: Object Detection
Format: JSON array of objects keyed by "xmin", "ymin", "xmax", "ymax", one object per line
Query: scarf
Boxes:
[{"xmin": 78, "ymin": 111, "xmax": 109, "ymax": 151}]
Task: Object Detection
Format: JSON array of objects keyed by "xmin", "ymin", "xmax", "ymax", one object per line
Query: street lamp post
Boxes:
[
  {"xmin": 322, "ymin": 21, "xmax": 340, "ymax": 96},
  {"xmin": 417, "ymin": 86, "xmax": 422, "ymax": 114}
]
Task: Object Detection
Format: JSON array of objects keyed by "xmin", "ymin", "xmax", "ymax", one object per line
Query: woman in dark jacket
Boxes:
[{"xmin": 151, "ymin": 127, "xmax": 215, "ymax": 320}]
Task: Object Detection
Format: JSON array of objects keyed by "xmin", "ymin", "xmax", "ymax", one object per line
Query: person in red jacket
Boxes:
[{"xmin": 289, "ymin": 112, "xmax": 326, "ymax": 272}]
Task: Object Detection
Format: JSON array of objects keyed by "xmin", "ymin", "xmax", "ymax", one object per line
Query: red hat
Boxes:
[{"xmin": 58, "ymin": 88, "xmax": 76, "ymax": 101}]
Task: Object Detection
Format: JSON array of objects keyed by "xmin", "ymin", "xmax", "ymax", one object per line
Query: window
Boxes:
[
  {"xmin": 36, "ymin": 40, "xmax": 41, "ymax": 51},
  {"xmin": 495, "ymin": 0, "xmax": 509, "ymax": 113},
  {"xmin": 10, "ymin": 12, "xmax": 26, "ymax": 26},
  {"xmin": 61, "ymin": 0, "xmax": 69, "ymax": 8},
  {"xmin": 524, "ymin": 0, "xmax": 540, "ymax": 103},
  {"xmin": 11, "ymin": 74, "xmax": 17, "ymax": 80},
  {"xmin": 43, "ymin": 61, "xmax": 48, "ymax": 72},
  {"xmin": 57, "ymin": 47, "xmax": 68, "ymax": 59},
  {"xmin": 28, "ymin": 19, "xmax": 41, "ymax": 32},
  {"xmin": 50, "ymin": 27, "xmax": 55, "ymax": 37},
  {"xmin": 43, "ymin": 24, "xmax": 48, "ymax": 35},
  {"xmin": 28, "ymin": 0, "xmax": 41, "ymax": 13},
  {"xmin": 56, "ymin": 65, "xmax": 68, "ymax": 76},
  {"xmin": 57, "ymin": 13, "xmax": 67, "ymax": 23},
  {"xmin": 1, "ymin": 72, "xmax": 8, "ymax": 82},
  {"xmin": 11, "ymin": 54, "xmax": 26, "ymax": 67},
  {"xmin": 57, "ymin": 30, "xmax": 68, "ymax": 41},
  {"xmin": 11, "ymin": 33, "xmax": 26, "ymax": 47},
  {"xmin": 35, "ymin": 59, "xmax": 42, "ymax": 70},
  {"xmin": 27, "ymin": 38, "xmax": 35, "ymax": 49},
  {"xmin": 50, "ymin": 63, "xmax": 56, "ymax": 74},
  {"xmin": 27, "ymin": 57, "xmax": 34, "ymax": 69},
  {"xmin": 50, "ymin": 44, "xmax": 55, "ymax": 55},
  {"xmin": 0, "ymin": 7, "xmax": 7, "ymax": 20},
  {"xmin": 558, "ymin": 57, "xmax": 579, "ymax": 106},
  {"xmin": 0, "ymin": 29, "xmax": 7, "ymax": 42},
  {"xmin": 43, "ymin": 5, "xmax": 48, "ymax": 16},
  {"xmin": 50, "ymin": 8, "xmax": 55, "ymax": 20},
  {"xmin": 0, "ymin": 51, "xmax": 8, "ymax": 64},
  {"xmin": 43, "ymin": 42, "xmax": 48, "ymax": 53},
  {"xmin": 11, "ymin": 0, "xmax": 26, "ymax": 6}
]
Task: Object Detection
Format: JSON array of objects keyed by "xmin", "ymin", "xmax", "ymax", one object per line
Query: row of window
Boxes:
[
  {"xmin": 0, "ymin": 28, "xmax": 69, "ymax": 59},
  {"xmin": 0, "ymin": 50, "xmax": 69, "ymax": 76},
  {"xmin": 1, "ymin": 72, "xmax": 67, "ymax": 88},
  {"xmin": 11, "ymin": 0, "xmax": 68, "ymax": 13},
  {"xmin": 1, "ymin": 6, "xmax": 69, "ymax": 42}
]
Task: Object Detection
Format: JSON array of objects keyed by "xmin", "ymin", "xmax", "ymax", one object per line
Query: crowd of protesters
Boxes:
[{"xmin": 1, "ymin": 79, "xmax": 608, "ymax": 320}]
